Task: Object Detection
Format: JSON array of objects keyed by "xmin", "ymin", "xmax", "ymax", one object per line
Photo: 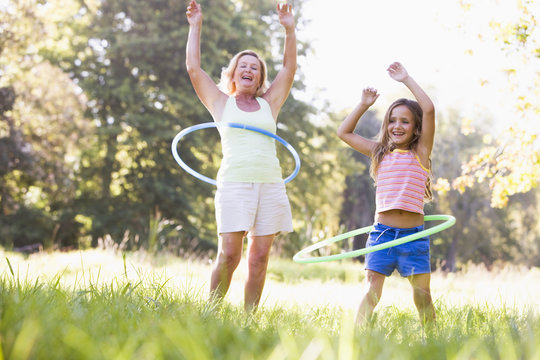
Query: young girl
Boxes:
[{"xmin": 337, "ymin": 62, "xmax": 436, "ymax": 324}]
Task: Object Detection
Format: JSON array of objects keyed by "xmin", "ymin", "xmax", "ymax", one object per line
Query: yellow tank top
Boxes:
[{"xmin": 216, "ymin": 96, "xmax": 283, "ymax": 183}]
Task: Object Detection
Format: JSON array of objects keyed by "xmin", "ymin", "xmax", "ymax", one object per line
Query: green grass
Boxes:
[
  {"xmin": 267, "ymin": 257, "xmax": 364, "ymax": 283},
  {"xmin": 1, "ymin": 250, "xmax": 540, "ymax": 359}
]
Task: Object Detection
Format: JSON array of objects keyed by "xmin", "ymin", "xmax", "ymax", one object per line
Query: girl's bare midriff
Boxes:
[{"xmin": 375, "ymin": 209, "xmax": 424, "ymax": 229}]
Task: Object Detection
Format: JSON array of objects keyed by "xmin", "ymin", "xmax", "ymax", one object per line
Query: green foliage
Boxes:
[
  {"xmin": 432, "ymin": 109, "xmax": 540, "ymax": 269},
  {"xmin": 0, "ymin": 207, "xmax": 52, "ymax": 249},
  {"xmin": 457, "ymin": 0, "xmax": 540, "ymax": 207},
  {"xmin": 0, "ymin": 0, "xmax": 91, "ymax": 249}
]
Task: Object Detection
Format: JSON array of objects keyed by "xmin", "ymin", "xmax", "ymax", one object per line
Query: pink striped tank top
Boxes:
[{"xmin": 375, "ymin": 149, "xmax": 429, "ymax": 215}]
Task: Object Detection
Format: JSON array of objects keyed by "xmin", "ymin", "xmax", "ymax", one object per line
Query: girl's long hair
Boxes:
[
  {"xmin": 370, "ymin": 98, "xmax": 433, "ymax": 202},
  {"xmin": 218, "ymin": 50, "xmax": 269, "ymax": 97}
]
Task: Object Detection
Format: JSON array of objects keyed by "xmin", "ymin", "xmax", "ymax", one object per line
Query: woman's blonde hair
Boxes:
[
  {"xmin": 218, "ymin": 50, "xmax": 269, "ymax": 97},
  {"xmin": 370, "ymin": 98, "xmax": 433, "ymax": 202}
]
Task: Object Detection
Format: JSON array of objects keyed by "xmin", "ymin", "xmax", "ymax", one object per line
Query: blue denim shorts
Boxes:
[{"xmin": 365, "ymin": 223, "xmax": 431, "ymax": 277}]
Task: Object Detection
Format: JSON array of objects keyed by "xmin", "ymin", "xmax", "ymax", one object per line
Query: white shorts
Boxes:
[{"xmin": 215, "ymin": 182, "xmax": 293, "ymax": 236}]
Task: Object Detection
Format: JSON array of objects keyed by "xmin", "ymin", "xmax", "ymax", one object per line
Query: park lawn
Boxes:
[{"xmin": 1, "ymin": 249, "xmax": 539, "ymax": 359}]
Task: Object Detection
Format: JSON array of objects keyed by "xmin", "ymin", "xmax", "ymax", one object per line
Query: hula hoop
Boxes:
[
  {"xmin": 171, "ymin": 122, "xmax": 301, "ymax": 186},
  {"xmin": 293, "ymin": 214, "xmax": 456, "ymax": 264}
]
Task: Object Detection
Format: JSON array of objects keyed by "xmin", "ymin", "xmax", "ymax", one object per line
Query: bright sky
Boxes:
[{"xmin": 296, "ymin": 0, "xmax": 537, "ymax": 130}]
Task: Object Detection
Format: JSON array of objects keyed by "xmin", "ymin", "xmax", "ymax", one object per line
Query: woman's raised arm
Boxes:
[
  {"xmin": 263, "ymin": 3, "xmax": 297, "ymax": 120},
  {"xmin": 186, "ymin": 0, "xmax": 227, "ymax": 118}
]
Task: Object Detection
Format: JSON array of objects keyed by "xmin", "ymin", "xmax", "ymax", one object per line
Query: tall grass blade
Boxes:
[
  {"xmin": 5, "ymin": 257, "xmax": 14, "ymax": 278},
  {"xmin": 10, "ymin": 318, "xmax": 40, "ymax": 360},
  {"xmin": 123, "ymin": 252, "xmax": 127, "ymax": 279}
]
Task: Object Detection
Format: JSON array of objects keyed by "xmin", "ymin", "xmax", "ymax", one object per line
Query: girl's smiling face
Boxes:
[
  {"xmin": 233, "ymin": 55, "xmax": 261, "ymax": 94},
  {"xmin": 388, "ymin": 105, "xmax": 415, "ymax": 149}
]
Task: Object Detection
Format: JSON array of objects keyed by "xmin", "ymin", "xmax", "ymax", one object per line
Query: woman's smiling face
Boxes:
[{"xmin": 233, "ymin": 54, "xmax": 261, "ymax": 94}]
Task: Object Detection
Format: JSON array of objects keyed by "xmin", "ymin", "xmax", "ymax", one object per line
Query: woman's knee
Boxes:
[
  {"xmin": 247, "ymin": 251, "xmax": 270, "ymax": 274},
  {"xmin": 247, "ymin": 235, "xmax": 273, "ymax": 271},
  {"xmin": 216, "ymin": 232, "xmax": 244, "ymax": 268},
  {"xmin": 217, "ymin": 248, "xmax": 241, "ymax": 270}
]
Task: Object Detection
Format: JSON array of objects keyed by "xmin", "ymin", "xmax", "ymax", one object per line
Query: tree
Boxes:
[
  {"xmin": 432, "ymin": 107, "xmax": 540, "ymax": 270},
  {"xmin": 455, "ymin": 0, "xmax": 540, "ymax": 208},
  {"xmin": 0, "ymin": 0, "xmax": 90, "ymax": 249}
]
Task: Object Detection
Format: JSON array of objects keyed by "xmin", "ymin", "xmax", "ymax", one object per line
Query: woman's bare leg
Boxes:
[
  {"xmin": 209, "ymin": 231, "xmax": 245, "ymax": 301},
  {"xmin": 244, "ymin": 234, "xmax": 274, "ymax": 312}
]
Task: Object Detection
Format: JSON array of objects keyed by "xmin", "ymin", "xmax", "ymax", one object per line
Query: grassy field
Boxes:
[{"xmin": 1, "ymin": 249, "xmax": 540, "ymax": 359}]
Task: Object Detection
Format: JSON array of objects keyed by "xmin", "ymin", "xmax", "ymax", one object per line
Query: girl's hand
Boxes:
[
  {"xmin": 277, "ymin": 3, "xmax": 295, "ymax": 31},
  {"xmin": 186, "ymin": 0, "xmax": 202, "ymax": 26},
  {"xmin": 361, "ymin": 87, "xmax": 379, "ymax": 107},
  {"xmin": 387, "ymin": 62, "xmax": 409, "ymax": 83}
]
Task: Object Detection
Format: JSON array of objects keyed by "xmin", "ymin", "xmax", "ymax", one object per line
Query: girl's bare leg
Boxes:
[
  {"xmin": 356, "ymin": 270, "xmax": 386, "ymax": 325},
  {"xmin": 408, "ymin": 273, "xmax": 436, "ymax": 324}
]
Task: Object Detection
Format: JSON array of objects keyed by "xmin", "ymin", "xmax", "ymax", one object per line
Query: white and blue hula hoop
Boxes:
[{"xmin": 171, "ymin": 122, "xmax": 301, "ymax": 186}]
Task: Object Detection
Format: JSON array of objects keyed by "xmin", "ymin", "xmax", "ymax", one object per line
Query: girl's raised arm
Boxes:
[
  {"xmin": 263, "ymin": 3, "xmax": 297, "ymax": 120},
  {"xmin": 186, "ymin": 0, "xmax": 227, "ymax": 118},
  {"xmin": 337, "ymin": 88, "xmax": 379, "ymax": 157},
  {"xmin": 387, "ymin": 62, "xmax": 435, "ymax": 158}
]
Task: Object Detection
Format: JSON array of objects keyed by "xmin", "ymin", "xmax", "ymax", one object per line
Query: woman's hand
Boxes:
[
  {"xmin": 186, "ymin": 0, "xmax": 202, "ymax": 27},
  {"xmin": 277, "ymin": 3, "xmax": 295, "ymax": 31},
  {"xmin": 387, "ymin": 62, "xmax": 409, "ymax": 83}
]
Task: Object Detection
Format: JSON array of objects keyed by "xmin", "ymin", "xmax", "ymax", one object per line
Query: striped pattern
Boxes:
[{"xmin": 375, "ymin": 149, "xmax": 429, "ymax": 214}]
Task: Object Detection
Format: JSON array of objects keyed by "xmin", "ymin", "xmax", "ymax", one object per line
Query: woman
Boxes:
[{"xmin": 185, "ymin": 0, "xmax": 296, "ymax": 311}]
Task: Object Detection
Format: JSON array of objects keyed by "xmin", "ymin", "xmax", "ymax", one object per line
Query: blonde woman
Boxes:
[{"xmin": 186, "ymin": 0, "xmax": 296, "ymax": 311}]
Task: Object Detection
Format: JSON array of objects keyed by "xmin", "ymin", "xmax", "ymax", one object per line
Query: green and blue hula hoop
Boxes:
[{"xmin": 293, "ymin": 214, "xmax": 456, "ymax": 264}]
